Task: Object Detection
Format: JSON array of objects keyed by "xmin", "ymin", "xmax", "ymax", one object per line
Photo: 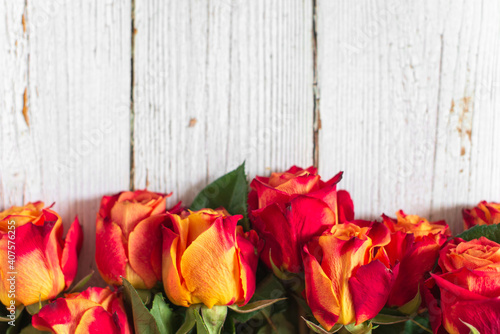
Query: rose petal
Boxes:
[
  {"xmin": 180, "ymin": 216, "xmax": 241, "ymax": 308},
  {"xmin": 302, "ymin": 243, "xmax": 340, "ymax": 330},
  {"xmin": 387, "ymin": 234, "xmax": 440, "ymax": 307},
  {"xmin": 236, "ymin": 229, "xmax": 259, "ymax": 305},
  {"xmin": 337, "ymin": 190, "xmax": 355, "ymax": 223},
  {"xmin": 350, "ymin": 260, "xmax": 399, "ymax": 324},
  {"xmin": 75, "ymin": 306, "xmax": 121, "ymax": 334},
  {"xmin": 162, "ymin": 227, "xmax": 192, "ymax": 307},
  {"xmin": 128, "ymin": 215, "xmax": 167, "ymax": 289},
  {"xmin": 1, "ymin": 221, "xmax": 65, "ymax": 306},
  {"xmin": 441, "ymin": 294, "xmax": 500, "ymax": 334},
  {"xmin": 61, "ymin": 217, "xmax": 84, "ymax": 289},
  {"xmin": 95, "ymin": 217, "xmax": 127, "ymax": 286}
]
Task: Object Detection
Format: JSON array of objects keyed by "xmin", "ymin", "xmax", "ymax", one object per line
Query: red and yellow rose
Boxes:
[
  {"xmin": 95, "ymin": 190, "xmax": 177, "ymax": 289},
  {"xmin": 162, "ymin": 209, "xmax": 260, "ymax": 308},
  {"xmin": 425, "ymin": 237, "xmax": 500, "ymax": 334},
  {"xmin": 32, "ymin": 287, "xmax": 131, "ymax": 334},
  {"xmin": 0, "ymin": 202, "xmax": 82, "ymax": 306},
  {"xmin": 378, "ymin": 211, "xmax": 450, "ymax": 307},
  {"xmin": 302, "ymin": 220, "xmax": 398, "ymax": 329},
  {"xmin": 249, "ymin": 166, "xmax": 353, "ymax": 273},
  {"xmin": 463, "ymin": 201, "xmax": 500, "ymax": 229}
]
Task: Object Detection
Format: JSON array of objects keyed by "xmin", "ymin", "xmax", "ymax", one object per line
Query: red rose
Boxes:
[
  {"xmin": 249, "ymin": 166, "xmax": 353, "ymax": 273},
  {"xmin": 463, "ymin": 201, "xmax": 500, "ymax": 229},
  {"xmin": 377, "ymin": 211, "xmax": 450, "ymax": 307},
  {"xmin": 95, "ymin": 190, "xmax": 178, "ymax": 289},
  {"xmin": 302, "ymin": 220, "xmax": 397, "ymax": 329},
  {"xmin": 425, "ymin": 237, "xmax": 500, "ymax": 334}
]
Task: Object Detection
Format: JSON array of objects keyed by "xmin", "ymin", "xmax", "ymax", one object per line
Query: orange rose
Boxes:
[
  {"xmin": 463, "ymin": 201, "xmax": 500, "ymax": 229},
  {"xmin": 95, "ymin": 190, "xmax": 177, "ymax": 289},
  {"xmin": 0, "ymin": 202, "xmax": 82, "ymax": 306},
  {"xmin": 378, "ymin": 211, "xmax": 450, "ymax": 307},
  {"xmin": 438, "ymin": 237, "xmax": 500, "ymax": 273},
  {"xmin": 383, "ymin": 210, "xmax": 450, "ymax": 243},
  {"xmin": 32, "ymin": 287, "xmax": 131, "ymax": 334},
  {"xmin": 302, "ymin": 220, "xmax": 397, "ymax": 329},
  {"xmin": 425, "ymin": 237, "xmax": 500, "ymax": 334},
  {"xmin": 162, "ymin": 209, "xmax": 259, "ymax": 308}
]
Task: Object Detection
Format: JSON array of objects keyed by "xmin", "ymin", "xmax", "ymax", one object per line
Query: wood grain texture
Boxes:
[
  {"xmin": 0, "ymin": 0, "xmax": 132, "ymax": 284},
  {"xmin": 430, "ymin": 0, "xmax": 500, "ymax": 234},
  {"xmin": 1, "ymin": 0, "xmax": 500, "ymax": 283},
  {"xmin": 0, "ymin": 0, "xmax": 29, "ymax": 207},
  {"xmin": 317, "ymin": 0, "xmax": 500, "ymax": 233},
  {"xmin": 133, "ymin": 0, "xmax": 315, "ymax": 207}
]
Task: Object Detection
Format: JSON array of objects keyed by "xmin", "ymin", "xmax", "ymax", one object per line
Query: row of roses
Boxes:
[{"xmin": 0, "ymin": 164, "xmax": 499, "ymax": 333}]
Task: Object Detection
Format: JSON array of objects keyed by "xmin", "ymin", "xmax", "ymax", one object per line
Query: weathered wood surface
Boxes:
[
  {"xmin": 1, "ymin": 0, "xmax": 499, "ymax": 282},
  {"xmin": 317, "ymin": 0, "xmax": 500, "ymax": 234},
  {"xmin": 1, "ymin": 0, "xmax": 132, "ymax": 284},
  {"xmin": 132, "ymin": 0, "xmax": 315, "ymax": 207}
]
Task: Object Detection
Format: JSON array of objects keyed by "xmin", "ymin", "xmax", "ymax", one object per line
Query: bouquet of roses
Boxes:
[{"xmin": 0, "ymin": 163, "xmax": 499, "ymax": 334}]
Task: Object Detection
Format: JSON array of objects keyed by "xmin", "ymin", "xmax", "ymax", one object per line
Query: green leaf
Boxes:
[
  {"xmin": 461, "ymin": 320, "xmax": 481, "ymax": 334},
  {"xmin": 371, "ymin": 314, "xmax": 409, "ymax": 325},
  {"xmin": 344, "ymin": 322, "xmax": 375, "ymax": 334},
  {"xmin": 372, "ymin": 314, "xmax": 431, "ymax": 334},
  {"xmin": 228, "ymin": 298, "xmax": 286, "ymax": 314},
  {"xmin": 228, "ymin": 274, "xmax": 287, "ymax": 323},
  {"xmin": 176, "ymin": 306, "xmax": 199, "ymax": 334},
  {"xmin": 302, "ymin": 317, "xmax": 343, "ymax": 333},
  {"xmin": 397, "ymin": 288, "xmax": 422, "ymax": 315},
  {"xmin": 67, "ymin": 271, "xmax": 94, "ymax": 293},
  {"xmin": 200, "ymin": 305, "xmax": 227, "ymax": 334},
  {"xmin": 269, "ymin": 250, "xmax": 296, "ymax": 280},
  {"xmin": 190, "ymin": 162, "xmax": 249, "ymax": 230},
  {"xmin": 194, "ymin": 308, "xmax": 210, "ymax": 334},
  {"xmin": 137, "ymin": 289, "xmax": 153, "ymax": 306},
  {"xmin": 0, "ymin": 305, "xmax": 24, "ymax": 322},
  {"xmin": 150, "ymin": 294, "xmax": 177, "ymax": 334},
  {"xmin": 455, "ymin": 224, "xmax": 500, "ymax": 243},
  {"xmin": 19, "ymin": 325, "xmax": 50, "ymax": 334},
  {"xmin": 25, "ymin": 299, "xmax": 47, "ymax": 316},
  {"xmin": 121, "ymin": 277, "xmax": 160, "ymax": 334}
]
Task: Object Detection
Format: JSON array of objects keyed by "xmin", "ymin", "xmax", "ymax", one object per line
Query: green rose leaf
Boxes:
[
  {"xmin": 454, "ymin": 224, "xmax": 500, "ymax": 243},
  {"xmin": 25, "ymin": 299, "xmax": 47, "ymax": 316},
  {"xmin": 228, "ymin": 298, "xmax": 286, "ymax": 314},
  {"xmin": 136, "ymin": 289, "xmax": 153, "ymax": 306},
  {"xmin": 228, "ymin": 274, "xmax": 287, "ymax": 323},
  {"xmin": 149, "ymin": 293, "xmax": 179, "ymax": 334},
  {"xmin": 302, "ymin": 317, "xmax": 343, "ymax": 333},
  {"xmin": 397, "ymin": 288, "xmax": 422, "ymax": 315},
  {"xmin": 190, "ymin": 162, "xmax": 249, "ymax": 230},
  {"xmin": 371, "ymin": 314, "xmax": 409, "ymax": 325},
  {"xmin": 121, "ymin": 277, "xmax": 160, "ymax": 334},
  {"xmin": 372, "ymin": 314, "xmax": 432, "ymax": 334},
  {"xmin": 344, "ymin": 322, "xmax": 376, "ymax": 334},
  {"xmin": 67, "ymin": 271, "xmax": 94, "ymax": 293},
  {"xmin": 197, "ymin": 305, "xmax": 227, "ymax": 334},
  {"xmin": 176, "ymin": 305, "xmax": 199, "ymax": 334},
  {"xmin": 461, "ymin": 320, "xmax": 481, "ymax": 334}
]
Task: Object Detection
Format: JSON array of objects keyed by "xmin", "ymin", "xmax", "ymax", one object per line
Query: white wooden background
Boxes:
[{"xmin": 1, "ymin": 0, "xmax": 499, "ymax": 284}]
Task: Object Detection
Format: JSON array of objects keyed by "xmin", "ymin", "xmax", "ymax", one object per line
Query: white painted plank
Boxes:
[
  {"xmin": 1, "ymin": 0, "xmax": 132, "ymax": 284},
  {"xmin": 133, "ymin": 0, "xmax": 314, "ymax": 206},
  {"xmin": 0, "ymin": 0, "xmax": 29, "ymax": 207},
  {"xmin": 317, "ymin": 0, "xmax": 500, "ymax": 233},
  {"xmin": 431, "ymin": 0, "xmax": 500, "ymax": 234}
]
